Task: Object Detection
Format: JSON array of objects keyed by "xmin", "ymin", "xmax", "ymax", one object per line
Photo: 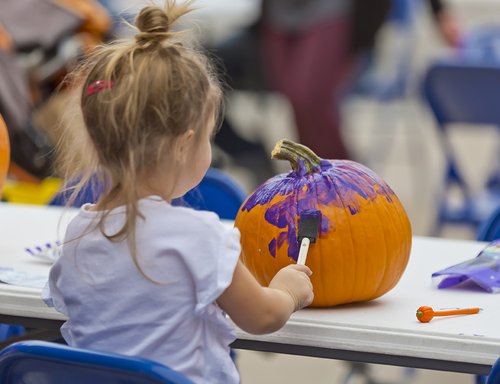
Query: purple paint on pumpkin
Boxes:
[
  {"xmin": 264, "ymin": 194, "xmax": 296, "ymax": 229},
  {"xmin": 278, "ymin": 232, "xmax": 288, "ymax": 249},
  {"xmin": 242, "ymin": 159, "xmax": 397, "ymax": 261},
  {"xmin": 269, "ymin": 238, "xmax": 277, "ymax": 257}
]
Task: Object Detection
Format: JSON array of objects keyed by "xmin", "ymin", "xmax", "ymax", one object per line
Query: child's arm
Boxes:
[{"xmin": 217, "ymin": 258, "xmax": 314, "ymax": 335}]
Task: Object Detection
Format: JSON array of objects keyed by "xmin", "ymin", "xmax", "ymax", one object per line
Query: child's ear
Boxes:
[{"xmin": 174, "ymin": 129, "xmax": 195, "ymax": 162}]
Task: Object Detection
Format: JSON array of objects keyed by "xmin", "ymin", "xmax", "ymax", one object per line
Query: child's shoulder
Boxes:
[{"xmin": 141, "ymin": 197, "xmax": 223, "ymax": 230}]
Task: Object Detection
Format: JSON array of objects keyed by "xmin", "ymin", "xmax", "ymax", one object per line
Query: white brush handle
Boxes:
[{"xmin": 297, "ymin": 238, "xmax": 310, "ymax": 265}]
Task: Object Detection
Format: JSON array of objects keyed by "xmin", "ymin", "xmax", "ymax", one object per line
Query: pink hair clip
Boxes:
[{"xmin": 87, "ymin": 80, "xmax": 113, "ymax": 95}]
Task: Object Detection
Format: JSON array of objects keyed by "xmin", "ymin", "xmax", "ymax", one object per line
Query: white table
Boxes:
[
  {"xmin": 1, "ymin": 202, "xmax": 499, "ymax": 375},
  {"xmin": 234, "ymin": 235, "xmax": 500, "ymax": 375}
]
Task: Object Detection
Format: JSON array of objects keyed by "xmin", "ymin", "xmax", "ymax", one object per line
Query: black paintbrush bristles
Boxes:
[{"xmin": 298, "ymin": 210, "xmax": 321, "ymax": 244}]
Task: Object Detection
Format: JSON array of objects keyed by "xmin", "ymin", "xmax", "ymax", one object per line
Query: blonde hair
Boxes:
[{"xmin": 55, "ymin": 1, "xmax": 222, "ymax": 272}]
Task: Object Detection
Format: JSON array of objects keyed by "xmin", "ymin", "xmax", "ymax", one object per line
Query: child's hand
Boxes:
[
  {"xmin": 269, "ymin": 264, "xmax": 314, "ymax": 311},
  {"xmin": 217, "ymin": 260, "xmax": 313, "ymax": 334}
]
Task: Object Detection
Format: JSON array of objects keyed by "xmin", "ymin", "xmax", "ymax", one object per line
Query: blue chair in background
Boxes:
[
  {"xmin": 477, "ymin": 205, "xmax": 500, "ymax": 242},
  {"xmin": 0, "ymin": 340, "xmax": 193, "ymax": 384},
  {"xmin": 175, "ymin": 167, "xmax": 248, "ymax": 220},
  {"xmin": 422, "ymin": 58, "xmax": 500, "ymax": 234},
  {"xmin": 49, "ymin": 174, "xmax": 103, "ymax": 207},
  {"xmin": 50, "ymin": 167, "xmax": 248, "ymax": 221}
]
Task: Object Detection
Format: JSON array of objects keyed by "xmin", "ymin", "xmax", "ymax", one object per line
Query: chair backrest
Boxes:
[
  {"xmin": 423, "ymin": 59, "xmax": 500, "ymax": 127},
  {"xmin": 175, "ymin": 167, "xmax": 247, "ymax": 220},
  {"xmin": 477, "ymin": 205, "xmax": 500, "ymax": 241},
  {"xmin": 487, "ymin": 357, "xmax": 500, "ymax": 384},
  {"xmin": 423, "ymin": 58, "xmax": 500, "ymax": 231},
  {"xmin": 0, "ymin": 340, "xmax": 193, "ymax": 384},
  {"xmin": 50, "ymin": 167, "xmax": 248, "ymax": 217},
  {"xmin": 49, "ymin": 174, "xmax": 102, "ymax": 207}
]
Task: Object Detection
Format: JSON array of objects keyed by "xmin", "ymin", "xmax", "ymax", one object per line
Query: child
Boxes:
[{"xmin": 43, "ymin": 1, "xmax": 314, "ymax": 383}]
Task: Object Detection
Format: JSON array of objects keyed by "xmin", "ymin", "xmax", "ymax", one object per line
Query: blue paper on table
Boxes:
[
  {"xmin": 0, "ymin": 267, "xmax": 47, "ymax": 289},
  {"xmin": 432, "ymin": 239, "xmax": 500, "ymax": 293}
]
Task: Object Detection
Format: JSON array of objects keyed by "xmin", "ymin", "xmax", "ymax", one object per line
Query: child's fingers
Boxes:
[
  {"xmin": 287, "ymin": 263, "xmax": 313, "ymax": 276},
  {"xmin": 304, "ymin": 291, "xmax": 314, "ymax": 307}
]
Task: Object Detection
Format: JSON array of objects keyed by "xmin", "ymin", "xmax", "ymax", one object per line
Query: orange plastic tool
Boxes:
[{"xmin": 416, "ymin": 306, "xmax": 480, "ymax": 323}]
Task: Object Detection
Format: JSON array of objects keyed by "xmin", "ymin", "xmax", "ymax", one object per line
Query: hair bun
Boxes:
[
  {"xmin": 134, "ymin": 2, "xmax": 193, "ymax": 46},
  {"xmin": 135, "ymin": 6, "xmax": 170, "ymax": 34}
]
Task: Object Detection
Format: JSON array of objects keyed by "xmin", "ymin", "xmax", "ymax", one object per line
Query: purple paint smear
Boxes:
[
  {"xmin": 432, "ymin": 240, "xmax": 500, "ymax": 293},
  {"xmin": 241, "ymin": 160, "xmax": 397, "ymax": 260}
]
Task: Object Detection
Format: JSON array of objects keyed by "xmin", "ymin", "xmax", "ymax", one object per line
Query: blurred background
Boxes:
[{"xmin": 1, "ymin": 0, "xmax": 499, "ymax": 383}]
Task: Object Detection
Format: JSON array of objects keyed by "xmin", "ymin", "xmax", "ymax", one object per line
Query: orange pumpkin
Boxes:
[
  {"xmin": 235, "ymin": 139, "xmax": 412, "ymax": 307},
  {"xmin": 0, "ymin": 115, "xmax": 10, "ymax": 195}
]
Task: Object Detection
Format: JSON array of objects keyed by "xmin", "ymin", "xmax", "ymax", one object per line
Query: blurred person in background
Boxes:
[
  {"xmin": 261, "ymin": 0, "xmax": 461, "ymax": 160},
  {"xmin": 214, "ymin": 0, "xmax": 461, "ymax": 162}
]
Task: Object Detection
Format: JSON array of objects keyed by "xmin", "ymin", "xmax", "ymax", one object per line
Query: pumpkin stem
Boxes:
[{"xmin": 271, "ymin": 139, "xmax": 322, "ymax": 174}]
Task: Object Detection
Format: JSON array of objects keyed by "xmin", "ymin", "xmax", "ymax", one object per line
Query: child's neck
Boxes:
[{"xmin": 92, "ymin": 168, "xmax": 179, "ymax": 211}]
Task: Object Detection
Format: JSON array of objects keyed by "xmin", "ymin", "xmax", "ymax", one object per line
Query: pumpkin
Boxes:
[
  {"xmin": 234, "ymin": 139, "xmax": 412, "ymax": 307},
  {"xmin": 0, "ymin": 115, "xmax": 10, "ymax": 195}
]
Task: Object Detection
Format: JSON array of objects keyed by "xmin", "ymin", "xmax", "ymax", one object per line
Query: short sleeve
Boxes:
[
  {"xmin": 190, "ymin": 219, "xmax": 241, "ymax": 316},
  {"xmin": 41, "ymin": 263, "xmax": 68, "ymax": 316},
  {"xmin": 41, "ymin": 281, "xmax": 53, "ymax": 307}
]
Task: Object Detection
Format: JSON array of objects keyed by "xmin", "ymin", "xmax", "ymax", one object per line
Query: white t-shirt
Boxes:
[{"xmin": 43, "ymin": 196, "xmax": 241, "ymax": 383}]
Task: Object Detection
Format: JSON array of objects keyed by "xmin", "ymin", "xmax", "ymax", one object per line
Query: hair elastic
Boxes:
[{"xmin": 87, "ymin": 81, "xmax": 113, "ymax": 95}]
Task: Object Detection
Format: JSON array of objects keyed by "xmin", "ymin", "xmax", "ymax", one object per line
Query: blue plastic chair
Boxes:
[
  {"xmin": 486, "ymin": 358, "xmax": 500, "ymax": 384},
  {"xmin": 423, "ymin": 58, "xmax": 500, "ymax": 234},
  {"xmin": 50, "ymin": 168, "xmax": 248, "ymax": 220},
  {"xmin": 49, "ymin": 174, "xmax": 103, "ymax": 207},
  {"xmin": 0, "ymin": 340, "xmax": 193, "ymax": 384},
  {"xmin": 175, "ymin": 167, "xmax": 247, "ymax": 220}
]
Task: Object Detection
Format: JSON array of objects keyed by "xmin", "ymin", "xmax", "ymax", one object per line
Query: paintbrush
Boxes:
[{"xmin": 297, "ymin": 210, "xmax": 321, "ymax": 265}]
